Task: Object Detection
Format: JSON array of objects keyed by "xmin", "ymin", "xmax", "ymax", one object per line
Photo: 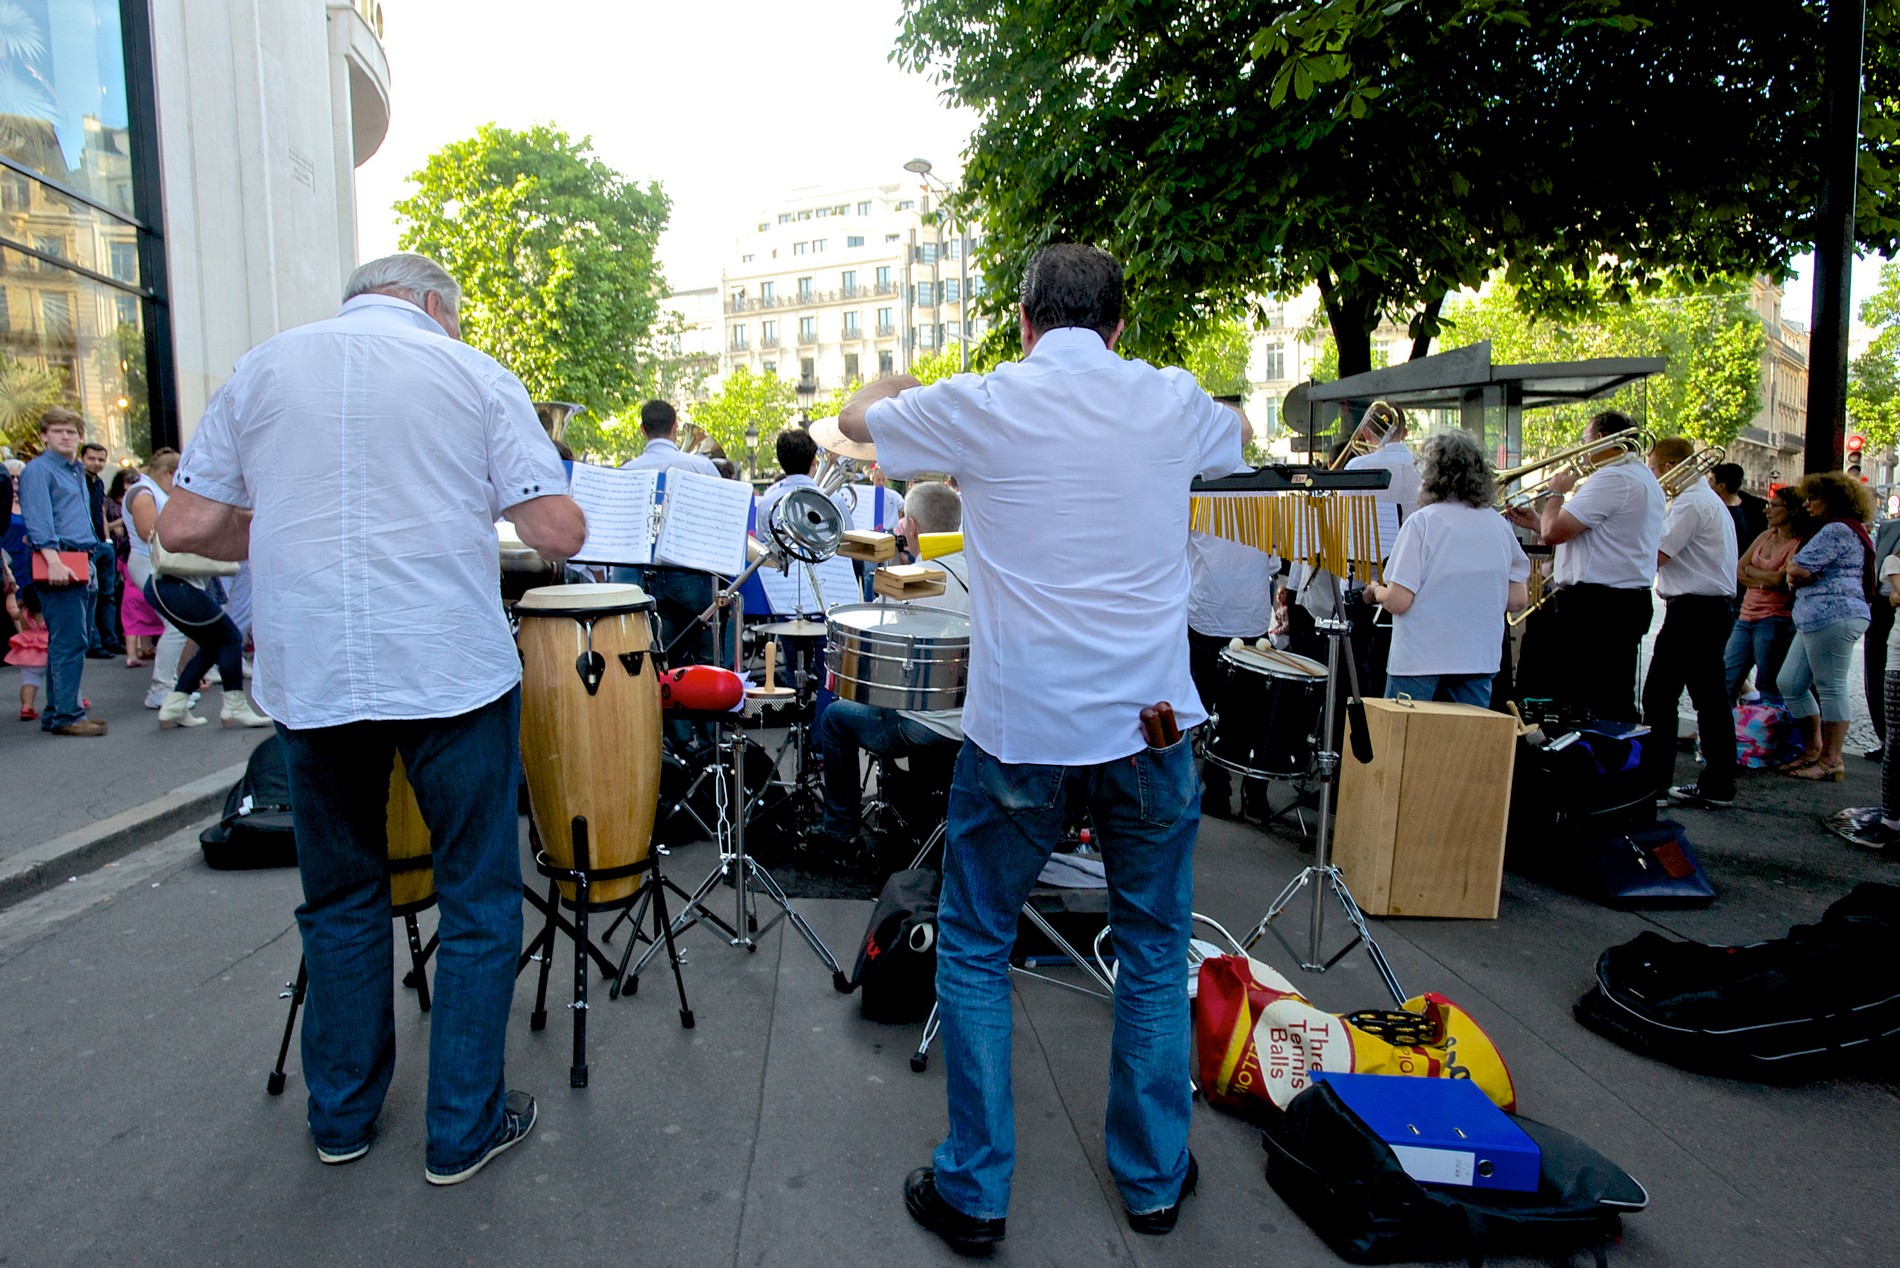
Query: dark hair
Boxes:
[
  {"xmin": 108, "ymin": 469, "xmax": 133, "ymax": 499},
  {"xmin": 40, "ymin": 406, "xmax": 83, "ymax": 434},
  {"xmin": 640, "ymin": 399, "xmax": 677, "ymax": 438},
  {"xmin": 80, "ymin": 441, "xmax": 106, "ymax": 457},
  {"xmin": 1710, "ymin": 462, "xmax": 1746, "ymax": 493},
  {"xmin": 1588, "ymin": 410, "xmax": 1636, "ymax": 439},
  {"xmin": 776, "ymin": 426, "xmax": 817, "ymax": 477},
  {"xmin": 1770, "ymin": 485, "xmax": 1812, "ymax": 540},
  {"xmin": 1019, "ymin": 243, "xmax": 1123, "ymax": 341}
]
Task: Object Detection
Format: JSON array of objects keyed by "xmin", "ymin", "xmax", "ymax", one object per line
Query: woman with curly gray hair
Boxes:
[{"xmin": 1360, "ymin": 430, "xmax": 1530, "ymax": 707}]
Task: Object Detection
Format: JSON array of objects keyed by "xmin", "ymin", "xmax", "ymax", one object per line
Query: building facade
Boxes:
[
  {"xmin": 716, "ymin": 182, "xmax": 984, "ymax": 395},
  {"xmin": 0, "ymin": 0, "xmax": 387, "ymax": 461}
]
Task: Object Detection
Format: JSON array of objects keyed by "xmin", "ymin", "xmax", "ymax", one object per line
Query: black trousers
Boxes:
[
  {"xmin": 1640, "ymin": 594, "xmax": 1738, "ymax": 798},
  {"xmin": 1549, "ymin": 584, "xmax": 1656, "ymax": 723},
  {"xmin": 1866, "ymin": 601, "xmax": 1895, "ymax": 743}
]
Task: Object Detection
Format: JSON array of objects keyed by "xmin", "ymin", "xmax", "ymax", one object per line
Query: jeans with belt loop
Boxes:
[{"xmin": 931, "ymin": 737, "xmax": 1199, "ymax": 1220}]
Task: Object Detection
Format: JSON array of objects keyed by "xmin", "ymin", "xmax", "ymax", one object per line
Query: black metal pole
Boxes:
[{"xmin": 1805, "ymin": 0, "xmax": 1868, "ymax": 475}]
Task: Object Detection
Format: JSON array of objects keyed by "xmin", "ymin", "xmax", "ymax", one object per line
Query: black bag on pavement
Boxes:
[
  {"xmin": 835, "ymin": 866, "xmax": 940, "ymax": 1023},
  {"xmin": 198, "ymin": 735, "xmax": 297, "ymax": 870},
  {"xmin": 1576, "ymin": 817, "xmax": 1715, "ymax": 906},
  {"xmin": 1262, "ymin": 1080, "xmax": 1648, "ymax": 1267},
  {"xmin": 1508, "ymin": 726, "xmax": 1656, "ymax": 863},
  {"xmin": 1575, "ymin": 882, "xmax": 1900, "ymax": 1080}
]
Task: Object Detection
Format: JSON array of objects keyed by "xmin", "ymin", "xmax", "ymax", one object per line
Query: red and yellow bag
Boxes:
[{"xmin": 1194, "ymin": 953, "xmax": 1516, "ymax": 1114}]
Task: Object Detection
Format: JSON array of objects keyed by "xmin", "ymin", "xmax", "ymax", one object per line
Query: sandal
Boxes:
[
  {"xmin": 1778, "ymin": 753, "xmax": 1819, "ymax": 773},
  {"xmin": 124, "ymin": 655, "xmax": 150, "ymax": 668},
  {"xmin": 1789, "ymin": 762, "xmax": 1846, "ymax": 782}
]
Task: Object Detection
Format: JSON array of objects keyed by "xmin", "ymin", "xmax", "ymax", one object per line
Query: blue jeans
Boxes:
[
  {"xmin": 1724, "ymin": 614, "xmax": 1794, "ymax": 703},
  {"xmin": 277, "ymin": 688, "xmax": 525, "ymax": 1171},
  {"xmin": 37, "ymin": 579, "xmax": 90, "ymax": 729},
  {"xmin": 933, "ymin": 738, "xmax": 1199, "ymax": 1220},
  {"xmin": 817, "ymin": 699, "xmax": 955, "ymax": 836},
  {"xmin": 1778, "ymin": 617, "xmax": 1870, "ymax": 721},
  {"xmin": 1385, "ymin": 673, "xmax": 1493, "ymax": 708},
  {"xmin": 144, "ymin": 575, "xmax": 243, "ymax": 692},
  {"xmin": 85, "ymin": 541, "xmax": 117, "ymax": 650}
]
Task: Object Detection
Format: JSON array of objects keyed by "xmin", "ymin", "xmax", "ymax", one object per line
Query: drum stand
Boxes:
[
  {"xmin": 267, "ymin": 904, "xmax": 437, "ymax": 1096},
  {"xmin": 1240, "ymin": 608, "xmax": 1407, "ymax": 1006},
  {"xmin": 518, "ymin": 816, "xmax": 695, "ymax": 1089},
  {"xmin": 654, "ymin": 710, "xmax": 845, "ymax": 981}
]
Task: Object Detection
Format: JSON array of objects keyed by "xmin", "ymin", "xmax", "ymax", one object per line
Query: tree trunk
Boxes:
[
  {"xmin": 1409, "ymin": 293, "xmax": 1447, "ymax": 361},
  {"xmin": 1316, "ymin": 269, "xmax": 1376, "ymax": 380}
]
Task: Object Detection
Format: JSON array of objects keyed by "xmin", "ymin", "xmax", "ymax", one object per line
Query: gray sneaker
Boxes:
[{"xmin": 425, "ymin": 1090, "xmax": 536, "ymax": 1186}]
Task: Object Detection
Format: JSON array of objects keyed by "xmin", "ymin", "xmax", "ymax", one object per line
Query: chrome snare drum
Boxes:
[
  {"xmin": 1204, "ymin": 646, "xmax": 1328, "ymax": 779},
  {"xmin": 824, "ymin": 603, "xmax": 970, "ymax": 711}
]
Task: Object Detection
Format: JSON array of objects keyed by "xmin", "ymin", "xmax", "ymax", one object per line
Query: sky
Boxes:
[
  {"xmin": 352, "ymin": 2, "xmax": 1889, "ymax": 339},
  {"xmin": 352, "ymin": 0, "xmax": 979, "ymax": 292}
]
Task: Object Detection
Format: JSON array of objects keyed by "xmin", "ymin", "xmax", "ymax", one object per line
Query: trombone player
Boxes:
[{"xmin": 1505, "ymin": 410, "xmax": 1664, "ymax": 722}]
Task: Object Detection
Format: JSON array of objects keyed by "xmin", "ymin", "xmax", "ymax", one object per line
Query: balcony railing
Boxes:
[
  {"xmin": 874, "ymin": 280, "xmax": 899, "ymax": 296},
  {"xmin": 728, "ymin": 339, "xmax": 749, "ymax": 352},
  {"xmin": 841, "ymin": 325, "xmax": 863, "ymax": 341},
  {"xmin": 797, "ymin": 329, "xmax": 818, "ymax": 345},
  {"xmin": 875, "ymin": 323, "xmax": 895, "ymax": 338},
  {"xmin": 759, "ymin": 334, "xmax": 780, "ymax": 349}
]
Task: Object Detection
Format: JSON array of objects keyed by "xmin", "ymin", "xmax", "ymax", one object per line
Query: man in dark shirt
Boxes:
[
  {"xmin": 80, "ymin": 441, "xmax": 123, "ymax": 657},
  {"xmin": 18, "ymin": 408, "xmax": 104, "ymax": 735}
]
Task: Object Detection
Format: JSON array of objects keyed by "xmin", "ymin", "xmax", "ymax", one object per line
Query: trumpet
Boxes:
[
  {"xmin": 1496, "ymin": 428, "xmax": 1654, "ymax": 511},
  {"xmin": 1328, "ymin": 400, "xmax": 1407, "ymax": 470},
  {"xmin": 1658, "ymin": 445, "xmax": 1727, "ymax": 499}
]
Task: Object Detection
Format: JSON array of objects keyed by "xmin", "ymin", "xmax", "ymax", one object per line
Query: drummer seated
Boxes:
[{"xmin": 813, "ymin": 482, "xmax": 969, "ymax": 864}]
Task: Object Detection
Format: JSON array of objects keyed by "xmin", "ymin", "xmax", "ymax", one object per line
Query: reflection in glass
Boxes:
[
  {"xmin": 0, "ymin": 0, "xmax": 133, "ymax": 213},
  {"xmin": 0, "ymin": 244, "xmax": 147, "ymax": 460}
]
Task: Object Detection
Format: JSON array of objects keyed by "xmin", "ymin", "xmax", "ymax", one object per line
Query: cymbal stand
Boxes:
[{"xmin": 1241, "ymin": 603, "xmax": 1407, "ymax": 1006}]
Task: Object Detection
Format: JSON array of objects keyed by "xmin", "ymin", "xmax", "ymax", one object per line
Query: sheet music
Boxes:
[
  {"xmin": 757, "ymin": 552, "xmax": 859, "ymax": 615},
  {"xmin": 849, "ymin": 485, "xmax": 892, "ymax": 532},
  {"xmin": 568, "ymin": 464, "xmax": 658, "ymax": 566},
  {"xmin": 653, "ymin": 470, "xmax": 753, "ymax": 575}
]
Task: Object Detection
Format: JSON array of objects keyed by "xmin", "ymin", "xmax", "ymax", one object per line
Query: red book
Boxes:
[{"xmin": 30, "ymin": 550, "xmax": 90, "ymax": 586}]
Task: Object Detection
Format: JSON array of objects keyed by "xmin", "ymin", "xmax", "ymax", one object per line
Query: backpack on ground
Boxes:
[
  {"xmin": 1262, "ymin": 1079, "xmax": 1648, "ymax": 1266},
  {"xmin": 198, "ymin": 734, "xmax": 297, "ymax": 870},
  {"xmin": 834, "ymin": 866, "xmax": 939, "ymax": 1023},
  {"xmin": 1575, "ymin": 882, "xmax": 1900, "ymax": 1080}
]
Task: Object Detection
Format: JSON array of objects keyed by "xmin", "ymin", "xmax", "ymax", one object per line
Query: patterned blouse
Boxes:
[{"xmin": 1791, "ymin": 522, "xmax": 1872, "ymax": 631}]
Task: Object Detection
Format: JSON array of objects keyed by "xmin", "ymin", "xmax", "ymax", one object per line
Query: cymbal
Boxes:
[
  {"xmin": 809, "ymin": 416, "xmax": 876, "ymax": 462},
  {"xmin": 757, "ymin": 619, "xmax": 829, "ymax": 637}
]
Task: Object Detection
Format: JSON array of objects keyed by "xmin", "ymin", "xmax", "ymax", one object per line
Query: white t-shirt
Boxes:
[
  {"xmin": 1551, "ymin": 456, "xmax": 1665, "ymax": 590},
  {"xmin": 1383, "ymin": 502, "xmax": 1531, "ymax": 676},
  {"xmin": 1345, "ymin": 442, "xmax": 1420, "ymax": 519},
  {"xmin": 867, "ymin": 327, "xmax": 1244, "ymax": 764},
  {"xmin": 1188, "ymin": 531, "xmax": 1277, "ymax": 637},
  {"xmin": 1656, "ymin": 479, "xmax": 1739, "ymax": 599}
]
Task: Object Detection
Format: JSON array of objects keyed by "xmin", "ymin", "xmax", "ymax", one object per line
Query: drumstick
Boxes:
[{"xmin": 763, "ymin": 637, "xmax": 778, "ymax": 690}]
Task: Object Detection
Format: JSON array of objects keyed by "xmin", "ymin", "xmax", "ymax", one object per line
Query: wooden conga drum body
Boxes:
[
  {"xmin": 385, "ymin": 755, "xmax": 435, "ymax": 916},
  {"xmin": 516, "ymin": 583, "xmax": 662, "ymax": 909}
]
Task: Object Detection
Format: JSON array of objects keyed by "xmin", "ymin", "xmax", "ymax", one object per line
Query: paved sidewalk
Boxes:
[{"xmin": 1, "ymin": 747, "xmax": 1895, "ymax": 1268}]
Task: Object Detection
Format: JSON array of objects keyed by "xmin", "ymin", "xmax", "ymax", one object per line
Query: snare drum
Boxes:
[
  {"xmin": 516, "ymin": 583, "xmax": 663, "ymax": 909},
  {"xmin": 824, "ymin": 603, "xmax": 970, "ymax": 711},
  {"xmin": 385, "ymin": 755, "xmax": 435, "ymax": 916},
  {"xmin": 1204, "ymin": 646, "xmax": 1327, "ymax": 779}
]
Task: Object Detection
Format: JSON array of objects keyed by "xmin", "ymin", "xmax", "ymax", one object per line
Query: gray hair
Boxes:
[
  {"xmin": 1415, "ymin": 430, "xmax": 1494, "ymax": 509},
  {"xmin": 902, "ymin": 480, "xmax": 962, "ymax": 534},
  {"xmin": 344, "ymin": 252, "xmax": 462, "ymax": 314}
]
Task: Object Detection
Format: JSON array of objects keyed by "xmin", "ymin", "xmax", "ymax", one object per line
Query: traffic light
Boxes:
[{"xmin": 1848, "ymin": 433, "xmax": 1865, "ymax": 477}]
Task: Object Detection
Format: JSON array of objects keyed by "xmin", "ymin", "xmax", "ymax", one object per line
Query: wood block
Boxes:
[
  {"xmin": 872, "ymin": 564, "xmax": 946, "ymax": 599},
  {"xmin": 1333, "ymin": 698, "xmax": 1517, "ymax": 919},
  {"xmin": 837, "ymin": 530, "xmax": 898, "ymax": 561}
]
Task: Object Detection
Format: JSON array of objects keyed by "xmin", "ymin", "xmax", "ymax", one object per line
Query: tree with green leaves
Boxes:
[
  {"xmin": 687, "ymin": 368, "xmax": 797, "ymax": 478},
  {"xmin": 0, "ymin": 356, "xmax": 69, "ymax": 455},
  {"xmin": 394, "ymin": 123, "xmax": 672, "ymax": 422},
  {"xmin": 899, "ymin": 0, "xmax": 1900, "ymax": 378},
  {"xmin": 1851, "ymin": 260, "xmax": 1900, "ymax": 449}
]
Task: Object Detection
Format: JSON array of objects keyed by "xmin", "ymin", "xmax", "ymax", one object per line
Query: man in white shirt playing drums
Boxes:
[
  {"xmin": 158, "ymin": 253, "xmax": 585, "ymax": 1187},
  {"xmin": 840, "ymin": 243, "xmax": 1248, "ymax": 1254},
  {"xmin": 1643, "ymin": 436, "xmax": 1741, "ymax": 809},
  {"xmin": 1507, "ymin": 409, "xmax": 1665, "ymax": 722},
  {"xmin": 1362, "ymin": 430, "xmax": 1529, "ymax": 707}
]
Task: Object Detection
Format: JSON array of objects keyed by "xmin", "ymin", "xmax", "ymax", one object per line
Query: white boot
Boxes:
[
  {"xmin": 158, "ymin": 691, "xmax": 207, "ymax": 729},
  {"xmin": 220, "ymin": 689, "xmax": 271, "ymax": 728}
]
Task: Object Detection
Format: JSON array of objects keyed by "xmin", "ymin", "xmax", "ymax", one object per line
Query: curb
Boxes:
[{"xmin": 0, "ymin": 760, "xmax": 247, "ymax": 911}]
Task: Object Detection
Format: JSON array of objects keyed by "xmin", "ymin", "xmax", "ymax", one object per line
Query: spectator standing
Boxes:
[
  {"xmin": 1778, "ymin": 471, "xmax": 1875, "ymax": 780},
  {"xmin": 124, "ymin": 450, "xmax": 187, "ymax": 707},
  {"xmin": 17, "ymin": 408, "xmax": 104, "ymax": 736},
  {"xmin": 1862, "ymin": 514, "xmax": 1900, "ymax": 759},
  {"xmin": 1724, "ymin": 486, "xmax": 1805, "ymax": 705},
  {"xmin": 79, "ymin": 441, "xmax": 123, "ymax": 659}
]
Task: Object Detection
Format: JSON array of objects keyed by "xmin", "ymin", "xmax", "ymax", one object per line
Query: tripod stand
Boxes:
[{"xmin": 1241, "ymin": 580, "xmax": 1407, "ymax": 1006}]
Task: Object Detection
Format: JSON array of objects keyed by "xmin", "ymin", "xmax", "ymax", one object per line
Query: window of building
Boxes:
[
  {"xmin": 917, "ymin": 323, "xmax": 936, "ymax": 349},
  {"xmin": 40, "ymin": 291, "xmax": 71, "ymax": 336},
  {"xmin": 730, "ymin": 286, "xmax": 746, "ymax": 308},
  {"xmin": 741, "ymin": 253, "xmax": 754, "ymax": 263},
  {"xmin": 917, "ymin": 242, "xmax": 939, "ymax": 264},
  {"xmin": 797, "ymin": 209, "xmax": 812, "ymax": 220},
  {"xmin": 877, "ymin": 306, "xmax": 894, "ymax": 335},
  {"xmin": 760, "ymin": 280, "xmax": 775, "ymax": 302},
  {"xmin": 943, "ymin": 279, "xmax": 960, "ymax": 304},
  {"xmin": 875, "ymin": 265, "xmax": 892, "ymax": 291},
  {"xmin": 779, "ymin": 213, "xmax": 792, "ymax": 223},
  {"xmin": 833, "ymin": 204, "xmax": 848, "ymax": 216},
  {"xmin": 730, "ymin": 323, "xmax": 748, "ymax": 350},
  {"xmin": 841, "ymin": 270, "xmax": 857, "ymax": 296},
  {"xmin": 797, "ymin": 276, "xmax": 813, "ymax": 300},
  {"xmin": 114, "ymin": 294, "xmax": 138, "ymax": 328},
  {"xmin": 857, "ymin": 201, "xmax": 872, "ymax": 216},
  {"xmin": 896, "ymin": 200, "xmax": 914, "ymax": 210},
  {"xmin": 946, "ymin": 238, "xmax": 962, "ymax": 261},
  {"xmin": 1264, "ymin": 341, "xmax": 1285, "ymax": 380},
  {"xmin": 761, "ymin": 319, "xmax": 778, "ymax": 345},
  {"xmin": 886, "ymin": 233, "xmax": 900, "ymax": 243},
  {"xmin": 1370, "ymin": 345, "xmax": 1391, "ymax": 370},
  {"xmin": 763, "ymin": 360, "xmax": 777, "ymax": 376},
  {"xmin": 812, "ymin": 238, "xmax": 826, "ymax": 252},
  {"xmin": 915, "ymin": 281, "xmax": 935, "ymax": 307},
  {"xmin": 800, "ymin": 357, "xmax": 815, "ymax": 380},
  {"xmin": 846, "ymin": 235, "xmax": 864, "ymax": 248},
  {"xmin": 108, "ymin": 240, "xmax": 139, "ymax": 284},
  {"xmin": 1262, "ymin": 398, "xmax": 1281, "ymax": 430},
  {"xmin": 945, "ymin": 320, "xmax": 961, "ymax": 343},
  {"xmin": 793, "ymin": 241, "xmax": 808, "ymax": 255},
  {"xmin": 844, "ymin": 352, "xmax": 860, "ymax": 380},
  {"xmin": 843, "ymin": 311, "xmax": 860, "ymax": 337},
  {"xmin": 757, "ymin": 223, "xmax": 768, "ymax": 233},
  {"xmin": 816, "ymin": 207, "xmax": 831, "ymax": 218},
  {"xmin": 799, "ymin": 315, "xmax": 817, "ymax": 343},
  {"xmin": 879, "ymin": 350, "xmax": 894, "ymax": 375}
]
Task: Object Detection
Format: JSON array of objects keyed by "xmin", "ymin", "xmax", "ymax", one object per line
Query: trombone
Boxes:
[
  {"xmin": 1327, "ymin": 400, "xmax": 1407, "ymax": 470},
  {"xmin": 1495, "ymin": 428, "xmax": 1654, "ymax": 511},
  {"xmin": 1658, "ymin": 445, "xmax": 1727, "ymax": 499}
]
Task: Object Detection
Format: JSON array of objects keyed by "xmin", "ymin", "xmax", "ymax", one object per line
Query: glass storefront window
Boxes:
[
  {"xmin": 0, "ymin": 0, "xmax": 133, "ymax": 209},
  {"xmin": 0, "ymin": 243, "xmax": 147, "ymax": 460}
]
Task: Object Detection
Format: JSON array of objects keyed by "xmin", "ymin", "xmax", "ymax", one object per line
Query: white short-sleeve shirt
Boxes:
[
  {"xmin": 174, "ymin": 294, "xmax": 569, "ymax": 729},
  {"xmin": 1383, "ymin": 502, "xmax": 1531, "ymax": 676},
  {"xmin": 1656, "ymin": 479, "xmax": 1740, "ymax": 599},
  {"xmin": 1552, "ymin": 456, "xmax": 1665, "ymax": 590},
  {"xmin": 1345, "ymin": 442, "xmax": 1420, "ymax": 520},
  {"xmin": 866, "ymin": 327, "xmax": 1244, "ymax": 764},
  {"xmin": 1188, "ymin": 531, "xmax": 1278, "ymax": 638}
]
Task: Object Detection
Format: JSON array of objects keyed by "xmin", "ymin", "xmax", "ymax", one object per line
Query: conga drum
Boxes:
[
  {"xmin": 515, "ymin": 583, "xmax": 663, "ymax": 909},
  {"xmin": 385, "ymin": 754, "xmax": 435, "ymax": 916}
]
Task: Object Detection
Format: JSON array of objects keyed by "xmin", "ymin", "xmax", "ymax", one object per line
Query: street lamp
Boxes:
[
  {"xmin": 904, "ymin": 157, "xmax": 971, "ymax": 373},
  {"xmin": 745, "ymin": 420, "xmax": 759, "ymax": 481},
  {"xmin": 795, "ymin": 372, "xmax": 817, "ymax": 424}
]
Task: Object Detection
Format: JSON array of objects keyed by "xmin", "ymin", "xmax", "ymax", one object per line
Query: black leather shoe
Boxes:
[
  {"xmin": 904, "ymin": 1167, "xmax": 1005, "ymax": 1257},
  {"xmin": 1126, "ymin": 1152, "xmax": 1198, "ymax": 1235}
]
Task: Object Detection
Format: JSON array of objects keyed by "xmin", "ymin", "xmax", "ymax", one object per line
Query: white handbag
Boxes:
[{"xmin": 149, "ymin": 531, "xmax": 240, "ymax": 579}]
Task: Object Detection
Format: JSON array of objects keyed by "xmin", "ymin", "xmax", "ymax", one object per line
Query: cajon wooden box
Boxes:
[{"xmin": 1333, "ymin": 698, "xmax": 1517, "ymax": 919}]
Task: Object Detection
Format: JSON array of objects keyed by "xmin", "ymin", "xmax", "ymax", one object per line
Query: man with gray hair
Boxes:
[
  {"xmin": 841, "ymin": 243, "xmax": 1247, "ymax": 1252},
  {"xmin": 160, "ymin": 252, "xmax": 585, "ymax": 1186}
]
